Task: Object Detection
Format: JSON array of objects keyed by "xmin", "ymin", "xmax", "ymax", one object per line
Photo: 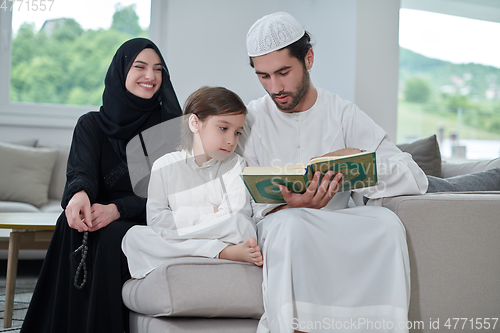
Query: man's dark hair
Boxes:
[{"xmin": 249, "ymin": 31, "xmax": 313, "ymax": 68}]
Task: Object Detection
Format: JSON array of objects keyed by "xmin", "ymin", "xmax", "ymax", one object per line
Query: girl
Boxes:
[
  {"xmin": 122, "ymin": 86, "xmax": 262, "ymax": 280},
  {"xmin": 21, "ymin": 38, "xmax": 182, "ymax": 333}
]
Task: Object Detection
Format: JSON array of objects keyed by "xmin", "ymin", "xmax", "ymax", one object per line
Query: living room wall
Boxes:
[
  {"xmin": 0, "ymin": 0, "xmax": 400, "ymax": 144},
  {"xmin": 158, "ymin": 0, "xmax": 400, "ymax": 140}
]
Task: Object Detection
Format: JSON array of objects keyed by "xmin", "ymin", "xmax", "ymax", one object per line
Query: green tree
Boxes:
[
  {"xmin": 404, "ymin": 76, "xmax": 431, "ymax": 103},
  {"xmin": 446, "ymin": 94, "xmax": 470, "ymax": 110},
  {"xmin": 10, "ymin": 4, "xmax": 144, "ymax": 105},
  {"xmin": 51, "ymin": 18, "xmax": 84, "ymax": 42},
  {"xmin": 111, "ymin": 4, "xmax": 142, "ymax": 36},
  {"xmin": 11, "ymin": 22, "xmax": 37, "ymax": 64}
]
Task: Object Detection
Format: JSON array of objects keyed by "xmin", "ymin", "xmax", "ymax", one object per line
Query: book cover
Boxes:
[{"xmin": 241, "ymin": 151, "xmax": 378, "ymax": 204}]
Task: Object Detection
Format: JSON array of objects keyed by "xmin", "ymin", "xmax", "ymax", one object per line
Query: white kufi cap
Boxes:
[{"xmin": 246, "ymin": 12, "xmax": 305, "ymax": 57}]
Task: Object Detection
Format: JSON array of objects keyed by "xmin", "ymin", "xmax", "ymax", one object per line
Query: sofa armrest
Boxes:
[{"xmin": 381, "ymin": 192, "xmax": 500, "ymax": 324}]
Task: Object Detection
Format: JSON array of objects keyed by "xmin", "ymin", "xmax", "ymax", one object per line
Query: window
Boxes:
[
  {"xmin": 0, "ymin": 0, "xmax": 153, "ymax": 127},
  {"xmin": 398, "ymin": 8, "xmax": 500, "ymax": 160}
]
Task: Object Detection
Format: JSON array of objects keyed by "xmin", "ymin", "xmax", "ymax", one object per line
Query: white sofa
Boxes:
[{"xmin": 122, "ymin": 136, "xmax": 500, "ymax": 333}]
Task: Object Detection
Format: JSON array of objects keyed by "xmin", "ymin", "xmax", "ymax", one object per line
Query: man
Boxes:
[{"xmin": 237, "ymin": 12, "xmax": 428, "ymax": 333}]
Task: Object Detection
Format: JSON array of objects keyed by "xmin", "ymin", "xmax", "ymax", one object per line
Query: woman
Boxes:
[{"xmin": 21, "ymin": 38, "xmax": 182, "ymax": 333}]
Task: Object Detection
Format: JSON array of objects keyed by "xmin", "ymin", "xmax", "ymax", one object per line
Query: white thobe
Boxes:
[
  {"xmin": 236, "ymin": 88, "xmax": 428, "ymax": 333},
  {"xmin": 122, "ymin": 150, "xmax": 256, "ymax": 279}
]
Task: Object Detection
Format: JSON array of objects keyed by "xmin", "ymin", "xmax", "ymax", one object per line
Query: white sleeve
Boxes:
[
  {"xmin": 235, "ymin": 113, "xmax": 281, "ymax": 223},
  {"xmin": 197, "ymin": 155, "xmax": 253, "ymax": 224},
  {"xmin": 250, "ymin": 200, "xmax": 281, "ymax": 224},
  {"xmin": 353, "ymin": 136, "xmax": 428, "ymax": 199},
  {"xmin": 146, "ymin": 163, "xmax": 177, "ymax": 229},
  {"xmin": 342, "ymin": 104, "xmax": 428, "ymax": 199}
]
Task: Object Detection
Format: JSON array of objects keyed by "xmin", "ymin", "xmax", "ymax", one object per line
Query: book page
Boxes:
[
  {"xmin": 309, "ymin": 151, "xmax": 372, "ymax": 164},
  {"xmin": 242, "ymin": 164, "xmax": 308, "ymax": 176}
]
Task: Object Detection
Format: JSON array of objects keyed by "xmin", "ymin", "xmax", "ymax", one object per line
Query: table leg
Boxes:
[{"xmin": 4, "ymin": 231, "xmax": 21, "ymax": 328}]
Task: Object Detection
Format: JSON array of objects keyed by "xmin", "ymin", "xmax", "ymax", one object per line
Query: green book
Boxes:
[{"xmin": 241, "ymin": 151, "xmax": 378, "ymax": 204}]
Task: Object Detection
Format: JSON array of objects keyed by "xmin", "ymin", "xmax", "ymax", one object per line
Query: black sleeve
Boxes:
[
  {"xmin": 113, "ymin": 196, "xmax": 147, "ymax": 222},
  {"xmin": 62, "ymin": 114, "xmax": 102, "ymax": 209}
]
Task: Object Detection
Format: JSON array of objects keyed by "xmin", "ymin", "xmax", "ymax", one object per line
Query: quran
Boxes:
[{"xmin": 241, "ymin": 151, "xmax": 378, "ymax": 204}]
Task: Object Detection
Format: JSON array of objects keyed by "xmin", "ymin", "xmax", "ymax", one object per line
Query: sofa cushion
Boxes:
[
  {"xmin": 37, "ymin": 144, "xmax": 69, "ymax": 200},
  {"xmin": 442, "ymin": 157, "xmax": 500, "ymax": 178},
  {"xmin": 0, "ymin": 142, "xmax": 58, "ymax": 208},
  {"xmin": 397, "ymin": 135, "xmax": 441, "ymax": 177},
  {"xmin": 122, "ymin": 257, "xmax": 264, "ymax": 319},
  {"xmin": 129, "ymin": 313, "xmax": 259, "ymax": 333},
  {"xmin": 427, "ymin": 168, "xmax": 500, "ymax": 193},
  {"xmin": 40, "ymin": 200, "xmax": 64, "ymax": 213},
  {"xmin": 9, "ymin": 139, "xmax": 38, "ymax": 147},
  {"xmin": 0, "ymin": 201, "xmax": 39, "ymax": 213}
]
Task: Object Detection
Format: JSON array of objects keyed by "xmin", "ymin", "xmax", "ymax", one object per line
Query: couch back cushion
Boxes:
[
  {"xmin": 397, "ymin": 135, "xmax": 442, "ymax": 177},
  {"xmin": 0, "ymin": 141, "xmax": 58, "ymax": 208},
  {"xmin": 442, "ymin": 157, "xmax": 500, "ymax": 178},
  {"xmin": 37, "ymin": 144, "xmax": 69, "ymax": 200}
]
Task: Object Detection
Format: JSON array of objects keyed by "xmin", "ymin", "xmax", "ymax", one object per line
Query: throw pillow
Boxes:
[
  {"xmin": 427, "ymin": 168, "xmax": 500, "ymax": 193},
  {"xmin": 0, "ymin": 142, "xmax": 58, "ymax": 208},
  {"xmin": 37, "ymin": 144, "xmax": 70, "ymax": 201},
  {"xmin": 8, "ymin": 139, "xmax": 38, "ymax": 147},
  {"xmin": 397, "ymin": 135, "xmax": 442, "ymax": 177}
]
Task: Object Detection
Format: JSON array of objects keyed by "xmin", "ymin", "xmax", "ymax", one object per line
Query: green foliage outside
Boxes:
[
  {"xmin": 10, "ymin": 4, "xmax": 147, "ymax": 106},
  {"xmin": 399, "ymin": 48, "xmax": 500, "ymax": 141},
  {"xmin": 404, "ymin": 76, "xmax": 431, "ymax": 103}
]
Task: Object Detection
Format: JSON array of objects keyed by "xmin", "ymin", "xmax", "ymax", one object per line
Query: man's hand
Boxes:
[
  {"xmin": 280, "ymin": 170, "xmax": 343, "ymax": 209},
  {"xmin": 310, "ymin": 148, "xmax": 363, "ymax": 161},
  {"xmin": 88, "ymin": 203, "xmax": 120, "ymax": 232}
]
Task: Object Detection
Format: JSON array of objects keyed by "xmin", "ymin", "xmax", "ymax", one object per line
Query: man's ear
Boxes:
[
  {"xmin": 188, "ymin": 114, "xmax": 200, "ymax": 133},
  {"xmin": 304, "ymin": 48, "xmax": 314, "ymax": 71}
]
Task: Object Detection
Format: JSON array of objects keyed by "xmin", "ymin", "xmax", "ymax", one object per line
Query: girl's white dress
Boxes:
[{"xmin": 122, "ymin": 150, "xmax": 256, "ymax": 279}]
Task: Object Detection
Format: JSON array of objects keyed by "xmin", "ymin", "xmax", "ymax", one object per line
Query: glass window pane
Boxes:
[
  {"xmin": 11, "ymin": 0, "xmax": 151, "ymax": 106},
  {"xmin": 398, "ymin": 9, "xmax": 500, "ymax": 160}
]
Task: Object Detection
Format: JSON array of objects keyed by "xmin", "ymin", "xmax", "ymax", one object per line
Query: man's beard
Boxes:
[{"xmin": 270, "ymin": 66, "xmax": 310, "ymax": 111}]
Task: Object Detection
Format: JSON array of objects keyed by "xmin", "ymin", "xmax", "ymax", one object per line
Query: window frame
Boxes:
[{"xmin": 0, "ymin": 0, "xmax": 162, "ymax": 129}]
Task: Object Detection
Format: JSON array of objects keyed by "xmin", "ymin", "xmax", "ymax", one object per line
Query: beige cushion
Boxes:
[
  {"xmin": 0, "ymin": 142, "xmax": 58, "ymax": 208},
  {"xmin": 122, "ymin": 257, "xmax": 264, "ymax": 319},
  {"xmin": 442, "ymin": 157, "xmax": 500, "ymax": 178},
  {"xmin": 0, "ymin": 201, "xmax": 40, "ymax": 213},
  {"xmin": 37, "ymin": 144, "xmax": 69, "ymax": 200},
  {"xmin": 129, "ymin": 313, "xmax": 259, "ymax": 333},
  {"xmin": 397, "ymin": 135, "xmax": 442, "ymax": 177},
  {"xmin": 381, "ymin": 192, "xmax": 500, "ymax": 324},
  {"xmin": 9, "ymin": 139, "xmax": 38, "ymax": 147}
]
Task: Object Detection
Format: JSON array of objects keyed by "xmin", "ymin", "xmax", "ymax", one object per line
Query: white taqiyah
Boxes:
[{"xmin": 246, "ymin": 12, "xmax": 305, "ymax": 57}]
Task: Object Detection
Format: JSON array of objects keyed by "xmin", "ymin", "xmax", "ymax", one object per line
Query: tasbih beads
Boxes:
[{"xmin": 73, "ymin": 231, "xmax": 89, "ymax": 289}]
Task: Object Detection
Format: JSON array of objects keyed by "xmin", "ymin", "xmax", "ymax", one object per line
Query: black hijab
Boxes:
[{"xmin": 92, "ymin": 38, "xmax": 182, "ymax": 159}]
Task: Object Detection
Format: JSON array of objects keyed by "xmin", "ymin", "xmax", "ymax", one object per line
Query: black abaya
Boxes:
[
  {"xmin": 21, "ymin": 38, "xmax": 182, "ymax": 333},
  {"xmin": 22, "ymin": 114, "xmax": 145, "ymax": 333}
]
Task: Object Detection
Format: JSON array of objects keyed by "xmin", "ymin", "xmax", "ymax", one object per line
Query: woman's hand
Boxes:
[
  {"xmin": 88, "ymin": 203, "xmax": 120, "ymax": 232},
  {"xmin": 65, "ymin": 190, "xmax": 92, "ymax": 232}
]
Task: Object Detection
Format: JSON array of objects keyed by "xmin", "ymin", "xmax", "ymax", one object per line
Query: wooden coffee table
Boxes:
[{"xmin": 0, "ymin": 212, "xmax": 59, "ymax": 328}]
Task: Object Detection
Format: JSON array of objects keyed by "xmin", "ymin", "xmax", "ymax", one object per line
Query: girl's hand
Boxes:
[
  {"xmin": 65, "ymin": 190, "xmax": 92, "ymax": 232},
  {"xmin": 88, "ymin": 203, "xmax": 120, "ymax": 232}
]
